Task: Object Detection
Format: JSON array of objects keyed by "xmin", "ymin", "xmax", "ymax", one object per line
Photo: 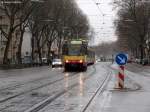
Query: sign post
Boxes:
[{"xmin": 115, "ymin": 53, "xmax": 127, "ymax": 89}]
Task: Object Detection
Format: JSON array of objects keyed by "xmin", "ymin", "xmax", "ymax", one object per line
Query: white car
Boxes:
[
  {"xmin": 135, "ymin": 58, "xmax": 141, "ymax": 64},
  {"xmin": 52, "ymin": 59, "xmax": 63, "ymax": 68},
  {"xmin": 42, "ymin": 58, "xmax": 48, "ymax": 64},
  {"xmin": 96, "ymin": 59, "xmax": 101, "ymax": 63}
]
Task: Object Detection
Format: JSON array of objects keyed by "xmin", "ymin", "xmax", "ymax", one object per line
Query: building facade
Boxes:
[{"xmin": 0, "ymin": 9, "xmax": 21, "ymax": 64}]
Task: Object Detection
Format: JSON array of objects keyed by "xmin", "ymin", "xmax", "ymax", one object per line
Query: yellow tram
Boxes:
[{"xmin": 62, "ymin": 39, "xmax": 95, "ymax": 71}]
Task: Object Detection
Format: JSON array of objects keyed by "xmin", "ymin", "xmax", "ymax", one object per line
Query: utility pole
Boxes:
[{"xmin": 77, "ymin": 30, "xmax": 79, "ymax": 39}]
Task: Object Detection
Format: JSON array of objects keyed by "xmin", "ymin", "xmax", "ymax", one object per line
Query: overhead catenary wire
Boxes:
[
  {"xmin": 76, "ymin": 0, "xmax": 116, "ymax": 44},
  {"xmin": 90, "ymin": 0, "xmax": 107, "ymax": 29},
  {"xmin": 91, "ymin": 0, "xmax": 104, "ymax": 16}
]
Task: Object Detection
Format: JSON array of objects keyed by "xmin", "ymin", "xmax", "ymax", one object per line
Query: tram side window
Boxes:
[
  {"xmin": 80, "ymin": 44, "xmax": 87, "ymax": 55},
  {"xmin": 87, "ymin": 50, "xmax": 91, "ymax": 58},
  {"xmin": 88, "ymin": 50, "xmax": 94, "ymax": 58},
  {"xmin": 62, "ymin": 44, "xmax": 68, "ymax": 55}
]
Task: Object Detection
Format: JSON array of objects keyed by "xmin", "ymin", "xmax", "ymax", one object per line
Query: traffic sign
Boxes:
[{"xmin": 115, "ymin": 53, "xmax": 127, "ymax": 65}]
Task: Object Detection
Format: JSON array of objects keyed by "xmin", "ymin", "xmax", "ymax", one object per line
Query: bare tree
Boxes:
[
  {"xmin": 94, "ymin": 42, "xmax": 118, "ymax": 58},
  {"xmin": 114, "ymin": 0, "xmax": 150, "ymax": 60},
  {"xmin": 0, "ymin": 0, "xmax": 36, "ymax": 64},
  {"xmin": 0, "ymin": 0, "xmax": 91, "ymax": 65}
]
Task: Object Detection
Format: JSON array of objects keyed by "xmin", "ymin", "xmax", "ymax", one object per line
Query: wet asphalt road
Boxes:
[
  {"xmin": 0, "ymin": 62, "xmax": 110, "ymax": 112},
  {"xmin": 0, "ymin": 63, "xmax": 149, "ymax": 112}
]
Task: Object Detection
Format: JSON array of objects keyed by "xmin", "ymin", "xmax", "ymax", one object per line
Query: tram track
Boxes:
[
  {"xmin": 0, "ymin": 71, "xmax": 78, "ymax": 104},
  {"xmin": 24, "ymin": 82, "xmax": 80, "ymax": 112},
  {"xmin": 81, "ymin": 71, "xmax": 111, "ymax": 112},
  {"xmin": 0, "ymin": 65, "xmax": 96, "ymax": 112},
  {"xmin": 0, "ymin": 68, "xmax": 64, "ymax": 91},
  {"xmin": 24, "ymin": 66, "xmax": 97, "ymax": 112},
  {"xmin": 0, "ymin": 73, "xmax": 60, "ymax": 91}
]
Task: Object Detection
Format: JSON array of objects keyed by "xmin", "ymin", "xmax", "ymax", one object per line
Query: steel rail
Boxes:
[
  {"xmin": 0, "ymin": 72, "xmax": 78, "ymax": 103},
  {"xmin": 0, "ymin": 69, "xmax": 65, "ymax": 91},
  {"xmin": 81, "ymin": 71, "xmax": 111, "ymax": 112},
  {"xmin": 24, "ymin": 67, "xmax": 96, "ymax": 112},
  {"xmin": 0, "ymin": 73, "xmax": 61, "ymax": 91}
]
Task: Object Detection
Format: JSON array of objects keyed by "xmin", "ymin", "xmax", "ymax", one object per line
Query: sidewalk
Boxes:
[
  {"xmin": 0, "ymin": 64, "xmax": 49, "ymax": 70},
  {"xmin": 127, "ymin": 63, "xmax": 150, "ymax": 74},
  {"xmin": 86, "ymin": 64, "xmax": 150, "ymax": 112}
]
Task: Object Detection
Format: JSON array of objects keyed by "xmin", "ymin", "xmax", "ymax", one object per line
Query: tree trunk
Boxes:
[
  {"xmin": 17, "ymin": 28, "xmax": 25, "ymax": 64},
  {"xmin": 140, "ymin": 45, "xmax": 144, "ymax": 62},
  {"xmin": 38, "ymin": 47, "xmax": 42, "ymax": 66},
  {"xmin": 37, "ymin": 41, "xmax": 42, "ymax": 66},
  {"xmin": 58, "ymin": 33, "xmax": 62, "ymax": 56},
  {"xmin": 31, "ymin": 35, "xmax": 35, "ymax": 63},
  {"xmin": 140, "ymin": 36, "xmax": 144, "ymax": 63},
  {"xmin": 3, "ymin": 32, "xmax": 13, "ymax": 64},
  {"xmin": 47, "ymin": 42, "xmax": 52, "ymax": 58},
  {"xmin": 47, "ymin": 42, "xmax": 52, "ymax": 65}
]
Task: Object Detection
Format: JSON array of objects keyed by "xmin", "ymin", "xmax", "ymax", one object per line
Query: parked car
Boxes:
[
  {"xmin": 96, "ymin": 59, "xmax": 101, "ymax": 63},
  {"xmin": 135, "ymin": 58, "xmax": 142, "ymax": 64},
  {"xmin": 42, "ymin": 58, "xmax": 48, "ymax": 65},
  {"xmin": 142, "ymin": 58, "xmax": 148, "ymax": 65},
  {"xmin": 52, "ymin": 59, "xmax": 63, "ymax": 68}
]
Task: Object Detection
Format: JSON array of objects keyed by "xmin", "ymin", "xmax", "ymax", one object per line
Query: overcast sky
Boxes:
[{"xmin": 76, "ymin": 0, "xmax": 117, "ymax": 45}]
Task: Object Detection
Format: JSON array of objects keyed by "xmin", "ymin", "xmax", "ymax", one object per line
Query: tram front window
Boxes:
[
  {"xmin": 68, "ymin": 45, "xmax": 81, "ymax": 55},
  {"xmin": 62, "ymin": 44, "xmax": 87, "ymax": 56}
]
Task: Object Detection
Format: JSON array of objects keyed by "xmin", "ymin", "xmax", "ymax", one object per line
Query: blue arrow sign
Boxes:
[{"xmin": 115, "ymin": 53, "xmax": 128, "ymax": 65}]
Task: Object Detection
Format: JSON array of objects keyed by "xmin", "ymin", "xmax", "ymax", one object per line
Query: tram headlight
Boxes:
[
  {"xmin": 79, "ymin": 60, "xmax": 83, "ymax": 63},
  {"xmin": 65, "ymin": 60, "xmax": 69, "ymax": 63}
]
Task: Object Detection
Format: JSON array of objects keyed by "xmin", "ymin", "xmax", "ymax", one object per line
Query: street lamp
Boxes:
[
  {"xmin": 96, "ymin": 3, "xmax": 101, "ymax": 5},
  {"xmin": 76, "ymin": 30, "xmax": 79, "ymax": 39},
  {"xmin": 31, "ymin": 0, "xmax": 44, "ymax": 2},
  {"xmin": 1, "ymin": 1, "xmax": 22, "ymax": 4},
  {"xmin": 123, "ymin": 19, "xmax": 135, "ymax": 22},
  {"xmin": 0, "ymin": 0, "xmax": 45, "ymax": 4},
  {"xmin": 72, "ymin": 28, "xmax": 79, "ymax": 39},
  {"xmin": 40, "ymin": 19, "xmax": 55, "ymax": 22}
]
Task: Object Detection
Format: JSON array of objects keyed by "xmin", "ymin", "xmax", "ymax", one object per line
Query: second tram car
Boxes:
[{"xmin": 62, "ymin": 39, "xmax": 95, "ymax": 71}]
